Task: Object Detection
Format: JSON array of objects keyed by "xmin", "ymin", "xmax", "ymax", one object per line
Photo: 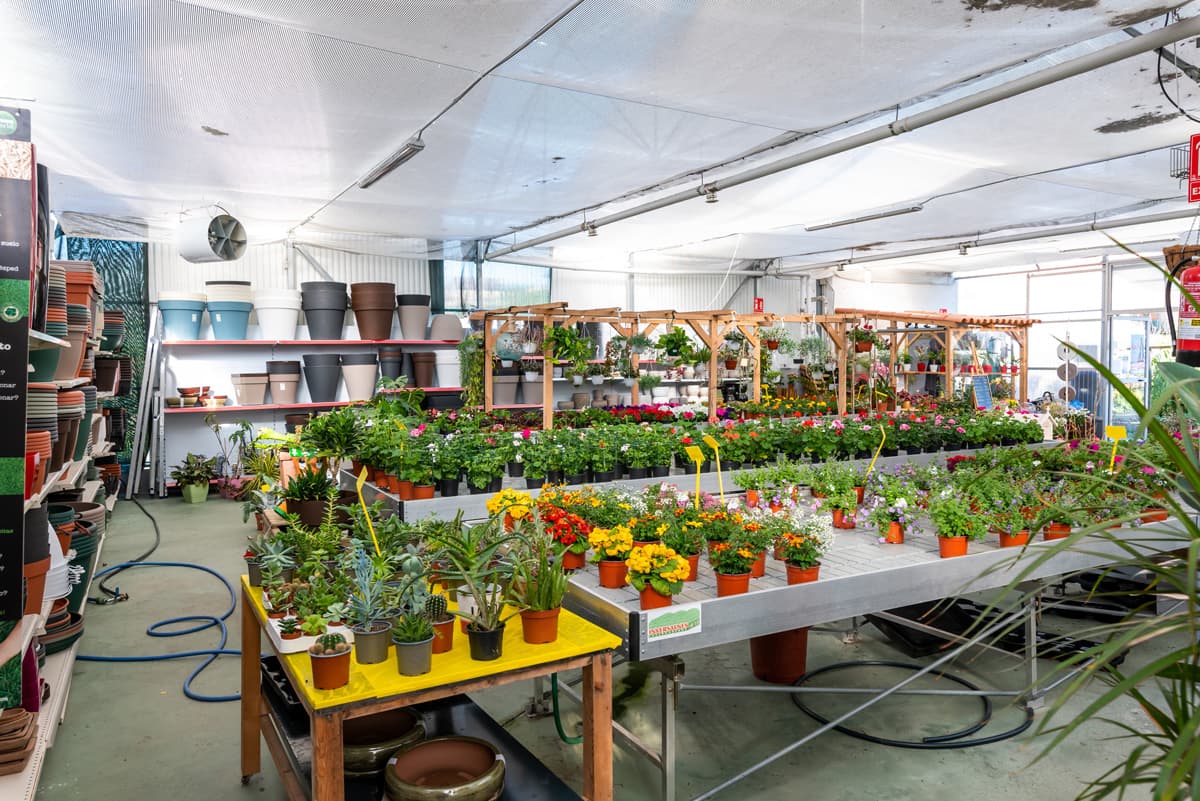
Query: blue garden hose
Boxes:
[{"xmin": 78, "ymin": 561, "xmax": 242, "ymax": 702}]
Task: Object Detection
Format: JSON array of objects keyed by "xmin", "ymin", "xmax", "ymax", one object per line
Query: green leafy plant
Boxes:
[
  {"xmin": 758, "ymin": 325, "xmax": 798, "ymax": 354},
  {"xmin": 282, "ymin": 468, "xmax": 336, "ymax": 502},
  {"xmin": 458, "ymin": 332, "xmax": 485, "ymax": 407},
  {"xmin": 278, "ymin": 617, "xmax": 300, "ymax": 636},
  {"xmin": 300, "ymin": 614, "xmax": 328, "ymax": 636},
  {"xmin": 656, "ymin": 326, "xmax": 693, "ymax": 359},
  {"xmin": 391, "ymin": 614, "xmax": 435, "ymax": 643},
  {"xmin": 927, "ymin": 494, "xmax": 987, "ymax": 540},
  {"xmin": 169, "ymin": 453, "xmax": 217, "ymax": 487},
  {"xmin": 511, "ymin": 517, "xmax": 569, "ymax": 612}
]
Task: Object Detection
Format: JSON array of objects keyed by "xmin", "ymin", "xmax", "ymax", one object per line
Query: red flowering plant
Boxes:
[{"xmin": 534, "ymin": 503, "xmax": 593, "ymax": 555}]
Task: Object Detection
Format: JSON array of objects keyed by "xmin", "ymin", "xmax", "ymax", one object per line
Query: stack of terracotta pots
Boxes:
[{"xmin": 350, "ymin": 282, "xmax": 396, "ymax": 340}]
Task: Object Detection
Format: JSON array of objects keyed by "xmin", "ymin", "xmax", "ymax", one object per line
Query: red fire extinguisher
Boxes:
[{"xmin": 1165, "ymin": 247, "xmax": 1200, "ymax": 367}]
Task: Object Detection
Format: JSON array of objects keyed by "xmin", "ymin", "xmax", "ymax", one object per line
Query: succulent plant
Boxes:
[
  {"xmin": 310, "ymin": 632, "xmax": 349, "ymax": 655},
  {"xmin": 278, "ymin": 616, "xmax": 300, "ymax": 635},
  {"xmin": 425, "ymin": 593, "xmax": 449, "ymax": 622},
  {"xmin": 301, "ymin": 614, "xmax": 328, "ymax": 637}
]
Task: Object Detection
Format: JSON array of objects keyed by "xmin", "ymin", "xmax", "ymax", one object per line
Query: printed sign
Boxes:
[
  {"xmin": 645, "ymin": 601, "xmax": 702, "ymax": 643},
  {"xmin": 753, "ymin": 297, "xmax": 764, "ymax": 313},
  {"xmin": 1189, "ymin": 134, "xmax": 1200, "ymax": 203},
  {"xmin": 971, "ymin": 375, "xmax": 993, "ymax": 411}
]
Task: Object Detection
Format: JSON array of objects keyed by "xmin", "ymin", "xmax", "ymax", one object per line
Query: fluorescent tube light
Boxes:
[
  {"xmin": 805, "ymin": 205, "xmax": 923, "ymax": 232},
  {"xmin": 357, "ymin": 137, "xmax": 425, "ymax": 189}
]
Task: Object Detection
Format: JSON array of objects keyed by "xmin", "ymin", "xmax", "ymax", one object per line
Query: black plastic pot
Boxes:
[
  {"xmin": 380, "ymin": 357, "xmax": 404, "ymax": 379},
  {"xmin": 546, "ymin": 470, "xmax": 564, "ymax": 484},
  {"xmin": 592, "ymin": 470, "xmax": 616, "ymax": 483},
  {"xmin": 651, "ymin": 465, "xmax": 670, "ymax": 478},
  {"xmin": 724, "ymin": 461, "xmax": 742, "ymax": 471},
  {"xmin": 302, "ymin": 354, "xmax": 342, "ymax": 402},
  {"xmin": 340, "ymin": 352, "xmax": 379, "ymax": 365},
  {"xmin": 266, "ymin": 360, "xmax": 301, "ymax": 375},
  {"xmin": 525, "ymin": 476, "xmax": 546, "ymax": 489},
  {"xmin": 303, "ymin": 308, "xmax": 348, "ymax": 341},
  {"xmin": 466, "ymin": 624, "xmax": 506, "ymax": 661},
  {"xmin": 628, "ymin": 467, "xmax": 649, "ymax": 479},
  {"xmin": 437, "ymin": 477, "xmax": 460, "ymax": 497},
  {"xmin": 24, "ymin": 502, "xmax": 50, "ymax": 563},
  {"xmin": 508, "ymin": 461, "xmax": 524, "ymax": 477},
  {"xmin": 564, "ymin": 472, "xmax": 587, "ymax": 485}
]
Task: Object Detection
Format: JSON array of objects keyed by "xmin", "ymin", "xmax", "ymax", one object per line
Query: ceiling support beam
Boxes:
[{"xmin": 485, "ymin": 14, "xmax": 1200, "ymax": 261}]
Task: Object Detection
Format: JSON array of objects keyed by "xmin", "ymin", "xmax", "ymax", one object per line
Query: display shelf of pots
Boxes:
[
  {"xmin": 29, "ymin": 330, "xmax": 70, "ymax": 350},
  {"xmin": 0, "ymin": 639, "xmax": 77, "ymax": 801},
  {"xmin": 164, "ymin": 399, "xmax": 358, "ymax": 415},
  {"xmin": 161, "ymin": 338, "xmax": 462, "ymax": 348},
  {"xmin": 50, "ymin": 377, "xmax": 91, "ymax": 389}
]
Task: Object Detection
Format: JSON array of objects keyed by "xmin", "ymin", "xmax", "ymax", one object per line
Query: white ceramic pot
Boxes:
[
  {"xmin": 342, "ymin": 363, "xmax": 378, "ymax": 401},
  {"xmin": 434, "ymin": 350, "xmax": 460, "ymax": 387},
  {"xmin": 255, "ymin": 306, "xmax": 301, "ymax": 340}
]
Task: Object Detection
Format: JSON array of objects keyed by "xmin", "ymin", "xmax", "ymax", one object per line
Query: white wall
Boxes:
[{"xmin": 827, "ymin": 274, "xmax": 956, "ymax": 314}]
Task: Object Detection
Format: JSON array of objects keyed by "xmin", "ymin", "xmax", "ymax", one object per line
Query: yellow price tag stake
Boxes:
[
  {"xmin": 1105, "ymin": 425, "xmax": 1126, "ymax": 472},
  {"xmin": 355, "ymin": 467, "xmax": 383, "ymax": 557},
  {"xmin": 865, "ymin": 424, "xmax": 887, "ymax": 477},
  {"xmin": 684, "ymin": 446, "xmax": 705, "ymax": 509},
  {"xmin": 701, "ymin": 435, "xmax": 724, "ymax": 501},
  {"xmin": 701, "ymin": 434, "xmax": 720, "ymax": 452}
]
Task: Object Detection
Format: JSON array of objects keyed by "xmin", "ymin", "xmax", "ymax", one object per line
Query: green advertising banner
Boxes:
[{"xmin": 0, "ymin": 106, "xmax": 32, "ymax": 622}]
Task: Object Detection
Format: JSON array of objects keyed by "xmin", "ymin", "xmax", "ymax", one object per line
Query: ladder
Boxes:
[{"xmin": 125, "ymin": 307, "xmax": 166, "ymax": 498}]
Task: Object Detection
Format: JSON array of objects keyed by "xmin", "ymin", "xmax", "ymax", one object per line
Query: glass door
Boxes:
[{"xmin": 1108, "ymin": 313, "xmax": 1171, "ymax": 430}]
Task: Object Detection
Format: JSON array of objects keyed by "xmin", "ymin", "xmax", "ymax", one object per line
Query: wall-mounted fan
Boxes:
[{"xmin": 178, "ymin": 213, "xmax": 247, "ymax": 263}]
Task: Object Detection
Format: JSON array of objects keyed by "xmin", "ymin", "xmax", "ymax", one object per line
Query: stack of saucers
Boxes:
[
  {"xmin": 27, "ymin": 383, "xmax": 59, "ymax": 469},
  {"xmin": 101, "ymin": 308, "xmax": 125, "ymax": 350}
]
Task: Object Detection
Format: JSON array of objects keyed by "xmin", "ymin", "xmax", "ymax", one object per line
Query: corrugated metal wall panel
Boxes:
[
  {"xmin": 148, "ymin": 239, "xmax": 429, "ymax": 297},
  {"xmin": 551, "ymin": 269, "xmax": 628, "ymax": 308},
  {"xmin": 631, "ymin": 274, "xmax": 733, "ymax": 312}
]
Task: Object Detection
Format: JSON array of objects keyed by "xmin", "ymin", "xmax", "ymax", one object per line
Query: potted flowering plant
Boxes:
[
  {"xmin": 588, "ymin": 524, "xmax": 634, "ymax": 588},
  {"xmin": 777, "ymin": 515, "xmax": 835, "ymax": 584},
  {"xmin": 848, "ymin": 325, "xmax": 881, "ymax": 353},
  {"xmin": 707, "ymin": 541, "xmax": 758, "ymax": 596},
  {"xmin": 864, "ymin": 472, "xmax": 921, "ymax": 544},
  {"xmin": 537, "ymin": 503, "xmax": 592, "ymax": 570},
  {"xmin": 486, "ymin": 488, "xmax": 532, "ymax": 530},
  {"xmin": 928, "ymin": 493, "xmax": 987, "ymax": 558},
  {"xmin": 758, "ymin": 325, "xmax": 798, "ymax": 354},
  {"xmin": 625, "ymin": 544, "xmax": 690, "ymax": 609},
  {"xmin": 661, "ymin": 513, "xmax": 705, "ymax": 581},
  {"xmin": 628, "ymin": 515, "xmax": 669, "ymax": 546}
]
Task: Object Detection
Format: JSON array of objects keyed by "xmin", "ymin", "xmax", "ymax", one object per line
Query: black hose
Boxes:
[
  {"xmin": 790, "ymin": 660, "xmax": 1034, "ymax": 749},
  {"xmin": 92, "ymin": 495, "xmax": 162, "ymax": 602}
]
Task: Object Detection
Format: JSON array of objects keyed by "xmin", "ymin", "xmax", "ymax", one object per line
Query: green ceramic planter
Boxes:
[
  {"xmin": 181, "ymin": 483, "xmax": 209, "ymax": 504},
  {"xmin": 343, "ymin": 708, "xmax": 425, "ymax": 776}
]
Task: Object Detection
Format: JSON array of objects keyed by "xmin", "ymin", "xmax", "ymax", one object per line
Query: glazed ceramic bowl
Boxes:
[
  {"xmin": 342, "ymin": 708, "xmax": 425, "ymax": 776},
  {"xmin": 385, "ymin": 737, "xmax": 505, "ymax": 801}
]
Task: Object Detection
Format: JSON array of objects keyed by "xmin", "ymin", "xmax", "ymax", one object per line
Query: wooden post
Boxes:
[
  {"xmin": 311, "ymin": 711, "xmax": 345, "ymax": 801},
  {"xmin": 820, "ymin": 321, "xmax": 848, "ymax": 415},
  {"xmin": 582, "ymin": 651, "xmax": 614, "ymax": 801},
  {"xmin": 740, "ymin": 324, "xmax": 762, "ymax": 404},
  {"xmin": 483, "ymin": 316, "xmax": 496, "ymax": 412},
  {"xmin": 542, "ymin": 315, "xmax": 554, "ymax": 430},
  {"xmin": 240, "ymin": 583, "xmax": 261, "ymax": 781}
]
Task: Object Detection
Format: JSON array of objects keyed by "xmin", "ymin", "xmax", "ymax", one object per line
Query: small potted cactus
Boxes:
[
  {"xmin": 427, "ymin": 594, "xmax": 455, "ymax": 655},
  {"xmin": 278, "ymin": 616, "xmax": 301, "ymax": 641},
  {"xmin": 309, "ymin": 633, "xmax": 352, "ymax": 690}
]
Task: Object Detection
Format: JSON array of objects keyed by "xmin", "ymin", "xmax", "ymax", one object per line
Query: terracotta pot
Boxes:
[
  {"xmin": 854, "ymin": 486, "xmax": 865, "ymax": 506},
  {"xmin": 744, "ymin": 489, "xmax": 759, "ymax": 507},
  {"xmin": 854, "ymin": 341, "xmax": 871, "ymax": 353},
  {"xmin": 412, "ymin": 484, "xmax": 435, "ymax": 500},
  {"xmin": 684, "ymin": 553, "xmax": 700, "ymax": 582},
  {"xmin": 394, "ymin": 479, "xmax": 414, "ymax": 501},
  {"xmin": 750, "ymin": 551, "xmax": 766, "ymax": 578},
  {"xmin": 998, "ymin": 529, "xmax": 1030, "ymax": 548},
  {"xmin": 883, "ymin": 522, "xmax": 904, "ymax": 544},
  {"xmin": 938, "ymin": 536, "xmax": 968, "ymax": 558},
  {"xmin": 280, "ymin": 630, "xmax": 301, "ymax": 640},
  {"xmin": 1142, "ymin": 508, "xmax": 1168, "ymax": 523},
  {"xmin": 831, "ymin": 510, "xmax": 855, "ymax": 529},
  {"xmin": 785, "ymin": 562, "xmax": 821, "ymax": 584},
  {"xmin": 23, "ymin": 556, "xmax": 50, "ymax": 615},
  {"xmin": 560, "ymin": 550, "xmax": 586, "ymax": 571},
  {"xmin": 520, "ymin": 607, "xmax": 561, "ymax": 644},
  {"xmin": 1044, "ymin": 523, "xmax": 1071, "ymax": 540},
  {"xmin": 597, "ymin": 559, "xmax": 628, "ymax": 588},
  {"xmin": 431, "ymin": 617, "xmax": 455, "ymax": 654},
  {"xmin": 769, "ymin": 502, "xmax": 783, "ymax": 513},
  {"xmin": 749, "ymin": 627, "xmax": 810, "ymax": 684},
  {"xmin": 639, "ymin": 585, "xmax": 672, "ymax": 610},
  {"xmin": 724, "ymin": 359, "xmax": 738, "ymax": 370},
  {"xmin": 309, "ymin": 649, "xmax": 351, "ymax": 690},
  {"xmin": 715, "ymin": 571, "xmax": 751, "ymax": 597}
]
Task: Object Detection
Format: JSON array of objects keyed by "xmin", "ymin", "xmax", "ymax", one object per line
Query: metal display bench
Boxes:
[
  {"xmin": 352, "ymin": 454, "xmax": 1180, "ymax": 801},
  {"xmin": 239, "ymin": 577, "xmax": 622, "ymax": 801}
]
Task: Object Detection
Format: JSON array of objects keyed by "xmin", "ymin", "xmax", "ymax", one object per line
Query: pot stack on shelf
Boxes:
[
  {"xmin": 27, "ymin": 384, "xmax": 60, "ymax": 471},
  {"xmin": 100, "ymin": 308, "xmax": 125, "ymax": 350},
  {"xmin": 253, "ymin": 287, "xmax": 302, "ymax": 339},
  {"xmin": 204, "ymin": 280, "xmax": 254, "ymax": 340}
]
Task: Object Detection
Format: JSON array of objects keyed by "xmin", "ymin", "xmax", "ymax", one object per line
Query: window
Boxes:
[{"xmin": 439, "ymin": 261, "xmax": 550, "ymax": 313}]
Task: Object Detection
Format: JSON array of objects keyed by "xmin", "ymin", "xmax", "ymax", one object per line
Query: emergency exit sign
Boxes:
[
  {"xmin": 1189, "ymin": 133, "xmax": 1200, "ymax": 202},
  {"xmin": 753, "ymin": 297, "xmax": 764, "ymax": 313}
]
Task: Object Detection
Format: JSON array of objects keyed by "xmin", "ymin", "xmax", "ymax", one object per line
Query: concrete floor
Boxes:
[{"xmin": 36, "ymin": 497, "xmax": 1166, "ymax": 801}]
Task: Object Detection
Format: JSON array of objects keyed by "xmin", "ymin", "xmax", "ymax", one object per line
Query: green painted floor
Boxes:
[{"xmin": 36, "ymin": 497, "xmax": 1165, "ymax": 801}]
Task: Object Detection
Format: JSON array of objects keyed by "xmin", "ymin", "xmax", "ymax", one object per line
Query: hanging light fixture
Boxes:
[{"xmin": 357, "ymin": 137, "xmax": 426, "ymax": 189}]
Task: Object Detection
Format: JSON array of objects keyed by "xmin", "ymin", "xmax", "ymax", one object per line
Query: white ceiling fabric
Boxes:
[{"xmin": 6, "ymin": 0, "xmax": 1200, "ymax": 274}]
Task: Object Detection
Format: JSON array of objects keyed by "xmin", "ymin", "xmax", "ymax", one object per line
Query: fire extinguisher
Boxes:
[{"xmin": 1165, "ymin": 247, "xmax": 1200, "ymax": 367}]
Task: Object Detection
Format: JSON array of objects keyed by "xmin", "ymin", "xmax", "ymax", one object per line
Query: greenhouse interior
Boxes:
[{"xmin": 6, "ymin": 2, "xmax": 1200, "ymax": 801}]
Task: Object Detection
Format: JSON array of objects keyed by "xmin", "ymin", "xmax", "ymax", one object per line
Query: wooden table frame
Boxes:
[{"xmin": 239, "ymin": 582, "xmax": 615, "ymax": 801}]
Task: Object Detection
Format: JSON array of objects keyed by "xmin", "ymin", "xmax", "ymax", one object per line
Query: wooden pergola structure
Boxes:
[{"xmin": 470, "ymin": 303, "xmax": 1038, "ymax": 425}]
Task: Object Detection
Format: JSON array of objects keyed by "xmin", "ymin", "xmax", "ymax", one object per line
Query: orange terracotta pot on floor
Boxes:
[
  {"xmin": 750, "ymin": 551, "xmax": 766, "ymax": 578},
  {"xmin": 749, "ymin": 627, "xmax": 810, "ymax": 684},
  {"xmin": 597, "ymin": 559, "xmax": 628, "ymax": 588},
  {"xmin": 998, "ymin": 529, "xmax": 1030, "ymax": 548},
  {"xmin": 520, "ymin": 607, "xmax": 561, "ymax": 644},
  {"xmin": 639, "ymin": 586, "xmax": 672, "ymax": 610},
  {"xmin": 1142, "ymin": 508, "xmax": 1168, "ymax": 523},
  {"xmin": 715, "ymin": 571, "xmax": 751, "ymax": 597},
  {"xmin": 938, "ymin": 536, "xmax": 968, "ymax": 558},
  {"xmin": 883, "ymin": 522, "xmax": 904, "ymax": 544},
  {"xmin": 785, "ymin": 562, "xmax": 821, "ymax": 584}
]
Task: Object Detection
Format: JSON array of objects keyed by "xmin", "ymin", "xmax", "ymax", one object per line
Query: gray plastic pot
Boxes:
[
  {"xmin": 270, "ymin": 374, "xmax": 301, "ymax": 404},
  {"xmin": 302, "ymin": 354, "xmax": 342, "ymax": 402},
  {"xmin": 351, "ymin": 623, "xmax": 392, "ymax": 665},
  {"xmin": 393, "ymin": 636, "xmax": 433, "ymax": 676},
  {"xmin": 396, "ymin": 294, "xmax": 431, "ymax": 340},
  {"xmin": 303, "ymin": 308, "xmax": 347, "ymax": 341},
  {"xmin": 493, "ymin": 374, "xmax": 520, "ymax": 405}
]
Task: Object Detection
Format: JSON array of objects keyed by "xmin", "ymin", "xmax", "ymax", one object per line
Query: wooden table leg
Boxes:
[
  {"xmin": 582, "ymin": 652, "xmax": 614, "ymax": 801},
  {"xmin": 312, "ymin": 710, "xmax": 345, "ymax": 801},
  {"xmin": 240, "ymin": 582, "xmax": 261, "ymax": 782}
]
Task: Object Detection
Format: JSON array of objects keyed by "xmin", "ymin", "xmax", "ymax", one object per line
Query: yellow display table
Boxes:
[{"xmin": 239, "ymin": 577, "xmax": 620, "ymax": 801}]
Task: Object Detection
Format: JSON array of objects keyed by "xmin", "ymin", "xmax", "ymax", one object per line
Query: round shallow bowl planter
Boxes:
[
  {"xmin": 639, "ymin": 586, "xmax": 672, "ymax": 610},
  {"xmin": 465, "ymin": 624, "xmax": 506, "ymax": 662},
  {"xmin": 351, "ymin": 622, "xmax": 392, "ymax": 665},
  {"xmin": 560, "ymin": 550, "xmax": 586, "ymax": 572},
  {"xmin": 520, "ymin": 607, "xmax": 561, "ymax": 644},
  {"xmin": 937, "ymin": 535, "xmax": 969, "ymax": 558},
  {"xmin": 181, "ymin": 483, "xmax": 209, "ymax": 504},
  {"xmin": 596, "ymin": 559, "xmax": 628, "ymax": 588},
  {"xmin": 431, "ymin": 617, "xmax": 455, "ymax": 654},
  {"xmin": 385, "ymin": 736, "xmax": 505, "ymax": 801},
  {"xmin": 343, "ymin": 708, "xmax": 425, "ymax": 777},
  {"xmin": 715, "ymin": 571, "xmax": 751, "ymax": 597},
  {"xmin": 785, "ymin": 562, "xmax": 821, "ymax": 585},
  {"xmin": 883, "ymin": 522, "xmax": 904, "ymax": 544},
  {"xmin": 310, "ymin": 648, "xmax": 351, "ymax": 690},
  {"xmin": 394, "ymin": 635, "xmax": 434, "ymax": 676},
  {"xmin": 998, "ymin": 529, "xmax": 1030, "ymax": 548}
]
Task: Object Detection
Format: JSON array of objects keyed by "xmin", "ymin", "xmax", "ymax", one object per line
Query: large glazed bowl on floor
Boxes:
[
  {"xmin": 342, "ymin": 708, "xmax": 425, "ymax": 777},
  {"xmin": 384, "ymin": 736, "xmax": 505, "ymax": 801}
]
